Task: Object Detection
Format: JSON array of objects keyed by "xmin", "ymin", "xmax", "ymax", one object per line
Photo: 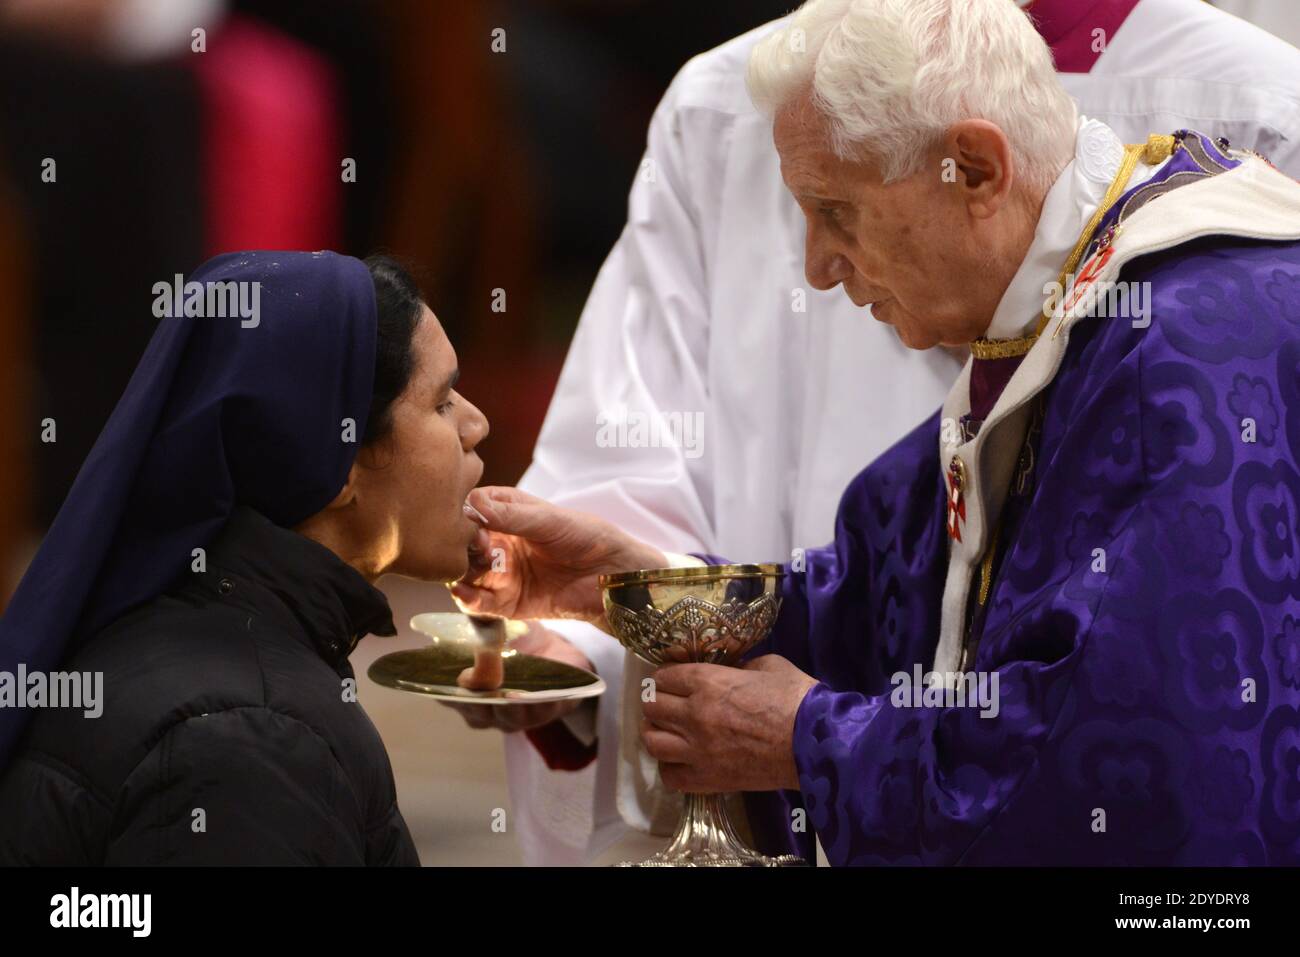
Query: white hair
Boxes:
[{"xmin": 747, "ymin": 0, "xmax": 1079, "ymax": 191}]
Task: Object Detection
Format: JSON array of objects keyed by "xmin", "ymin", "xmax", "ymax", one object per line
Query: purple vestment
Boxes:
[{"xmin": 724, "ymin": 144, "xmax": 1300, "ymax": 865}]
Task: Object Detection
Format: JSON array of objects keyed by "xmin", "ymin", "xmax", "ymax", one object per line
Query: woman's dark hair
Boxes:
[{"xmin": 363, "ymin": 254, "xmax": 424, "ymax": 444}]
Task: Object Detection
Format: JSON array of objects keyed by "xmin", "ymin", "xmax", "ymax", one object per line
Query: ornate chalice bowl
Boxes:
[{"xmin": 599, "ymin": 563, "xmax": 803, "ymax": 867}]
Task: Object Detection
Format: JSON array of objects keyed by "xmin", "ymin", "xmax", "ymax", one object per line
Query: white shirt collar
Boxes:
[{"xmin": 982, "ymin": 116, "xmax": 1161, "ymax": 340}]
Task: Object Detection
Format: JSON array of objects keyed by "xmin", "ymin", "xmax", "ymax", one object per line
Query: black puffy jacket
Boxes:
[{"xmin": 0, "ymin": 507, "xmax": 419, "ymax": 865}]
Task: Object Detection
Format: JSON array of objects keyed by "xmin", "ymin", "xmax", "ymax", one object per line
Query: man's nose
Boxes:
[{"xmin": 805, "ymin": 229, "xmax": 853, "ymax": 291}]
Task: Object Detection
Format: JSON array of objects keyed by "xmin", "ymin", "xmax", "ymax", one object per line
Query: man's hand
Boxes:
[
  {"xmin": 450, "ymin": 486, "xmax": 667, "ymax": 628},
  {"xmin": 442, "ymin": 623, "xmax": 597, "ymax": 732},
  {"xmin": 640, "ymin": 655, "xmax": 818, "ymax": 793}
]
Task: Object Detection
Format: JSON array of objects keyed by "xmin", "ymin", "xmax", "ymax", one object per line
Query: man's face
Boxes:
[{"xmin": 774, "ymin": 97, "xmax": 1007, "ymax": 349}]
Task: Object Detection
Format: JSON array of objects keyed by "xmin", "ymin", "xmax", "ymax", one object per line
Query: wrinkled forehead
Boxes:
[
  {"xmin": 773, "ymin": 93, "xmax": 829, "ymax": 157},
  {"xmin": 775, "ymin": 100, "xmax": 833, "ymax": 175},
  {"xmin": 773, "ymin": 97, "xmax": 872, "ymax": 198}
]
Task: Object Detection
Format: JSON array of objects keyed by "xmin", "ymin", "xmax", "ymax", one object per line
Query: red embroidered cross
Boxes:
[
  {"xmin": 946, "ymin": 456, "xmax": 966, "ymax": 542},
  {"xmin": 1061, "ymin": 244, "xmax": 1117, "ymax": 317}
]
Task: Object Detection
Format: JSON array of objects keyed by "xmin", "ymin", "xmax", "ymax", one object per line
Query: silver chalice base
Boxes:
[{"xmin": 601, "ymin": 563, "xmax": 806, "ymax": 868}]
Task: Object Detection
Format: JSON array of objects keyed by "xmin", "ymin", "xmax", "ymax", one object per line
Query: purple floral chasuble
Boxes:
[{"xmin": 717, "ymin": 134, "xmax": 1300, "ymax": 865}]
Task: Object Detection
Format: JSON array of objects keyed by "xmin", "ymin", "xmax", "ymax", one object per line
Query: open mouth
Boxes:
[{"xmin": 461, "ymin": 459, "xmax": 486, "ymax": 526}]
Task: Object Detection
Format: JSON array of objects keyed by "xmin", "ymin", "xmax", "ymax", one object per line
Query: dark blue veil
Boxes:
[{"xmin": 0, "ymin": 250, "xmax": 378, "ymax": 771}]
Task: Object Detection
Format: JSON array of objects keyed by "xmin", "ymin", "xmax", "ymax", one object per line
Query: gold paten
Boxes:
[{"xmin": 367, "ymin": 613, "xmax": 605, "ymax": 704}]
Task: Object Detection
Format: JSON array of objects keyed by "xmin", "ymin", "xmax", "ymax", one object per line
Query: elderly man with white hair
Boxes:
[
  {"xmin": 456, "ymin": 0, "xmax": 1300, "ymax": 865},
  {"xmin": 453, "ymin": 0, "xmax": 1300, "ymax": 868}
]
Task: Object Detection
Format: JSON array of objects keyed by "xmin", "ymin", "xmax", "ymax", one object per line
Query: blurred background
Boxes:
[{"xmin": 0, "ymin": 0, "xmax": 1295, "ymax": 865}]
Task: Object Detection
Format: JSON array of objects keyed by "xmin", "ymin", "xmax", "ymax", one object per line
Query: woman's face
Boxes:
[{"xmin": 352, "ymin": 305, "xmax": 489, "ymax": 582}]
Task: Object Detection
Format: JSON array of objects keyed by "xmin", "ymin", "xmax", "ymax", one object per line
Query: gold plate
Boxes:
[{"xmin": 367, "ymin": 645, "xmax": 605, "ymax": 705}]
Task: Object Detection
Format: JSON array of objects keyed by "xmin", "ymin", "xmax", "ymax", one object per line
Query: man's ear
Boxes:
[{"xmin": 946, "ymin": 119, "xmax": 1015, "ymax": 219}]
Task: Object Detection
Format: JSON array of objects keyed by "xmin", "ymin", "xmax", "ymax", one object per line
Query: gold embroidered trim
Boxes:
[
  {"xmin": 969, "ymin": 334, "xmax": 1038, "ymax": 360},
  {"xmin": 977, "ymin": 522, "xmax": 998, "ymax": 606},
  {"xmin": 1143, "ymin": 133, "xmax": 1176, "ymax": 165}
]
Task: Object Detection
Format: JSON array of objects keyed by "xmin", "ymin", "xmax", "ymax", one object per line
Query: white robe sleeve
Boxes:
[{"xmin": 507, "ymin": 83, "xmax": 727, "ymax": 864}]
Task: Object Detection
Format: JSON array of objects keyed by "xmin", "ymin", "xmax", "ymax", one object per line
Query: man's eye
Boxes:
[
  {"xmin": 819, "ymin": 205, "xmax": 845, "ymax": 223},
  {"xmin": 437, "ymin": 398, "xmax": 456, "ymax": 415}
]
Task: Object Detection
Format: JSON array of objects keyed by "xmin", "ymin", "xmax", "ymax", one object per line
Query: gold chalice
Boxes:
[{"xmin": 599, "ymin": 563, "xmax": 803, "ymax": 866}]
